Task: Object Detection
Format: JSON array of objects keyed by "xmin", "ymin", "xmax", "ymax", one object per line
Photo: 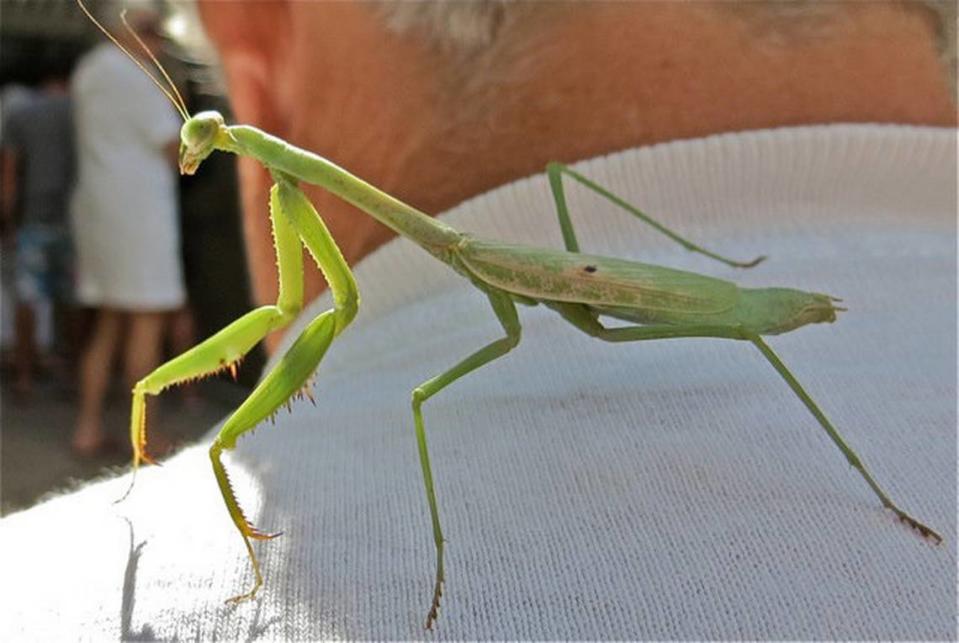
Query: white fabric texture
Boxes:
[
  {"xmin": 2, "ymin": 125, "xmax": 955, "ymax": 640},
  {"xmin": 70, "ymin": 44, "xmax": 185, "ymax": 310}
]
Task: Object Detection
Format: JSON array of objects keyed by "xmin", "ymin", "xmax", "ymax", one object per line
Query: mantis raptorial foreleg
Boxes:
[
  {"xmin": 546, "ymin": 162, "xmax": 766, "ymax": 267},
  {"xmin": 412, "ymin": 288, "xmax": 522, "ymax": 629},
  {"xmin": 120, "ymin": 181, "xmax": 305, "ymax": 498},
  {"xmin": 551, "ymin": 301, "xmax": 941, "ymax": 542},
  {"xmin": 209, "ymin": 177, "xmax": 359, "ymax": 603}
]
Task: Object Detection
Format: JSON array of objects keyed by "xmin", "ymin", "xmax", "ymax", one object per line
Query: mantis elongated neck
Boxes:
[{"xmin": 225, "ymin": 125, "xmax": 463, "ymax": 256}]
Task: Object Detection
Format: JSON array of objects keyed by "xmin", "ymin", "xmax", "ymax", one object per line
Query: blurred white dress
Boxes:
[{"xmin": 70, "ymin": 44, "xmax": 184, "ymax": 310}]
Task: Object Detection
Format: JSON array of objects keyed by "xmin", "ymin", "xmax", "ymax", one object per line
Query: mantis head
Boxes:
[
  {"xmin": 179, "ymin": 111, "xmax": 227, "ymax": 175},
  {"xmin": 76, "ymin": 0, "xmax": 209, "ymax": 174}
]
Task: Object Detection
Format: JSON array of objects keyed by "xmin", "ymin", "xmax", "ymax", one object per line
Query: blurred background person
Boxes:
[
  {"xmin": 69, "ymin": 7, "xmax": 184, "ymax": 457},
  {"xmin": 0, "ymin": 64, "xmax": 76, "ymax": 401}
]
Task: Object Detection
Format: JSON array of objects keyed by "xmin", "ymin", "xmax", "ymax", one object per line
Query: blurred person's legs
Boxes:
[
  {"xmin": 124, "ymin": 310, "xmax": 167, "ymax": 411},
  {"xmin": 125, "ymin": 310, "xmax": 174, "ymax": 454},
  {"xmin": 13, "ymin": 224, "xmax": 70, "ymax": 399},
  {"xmin": 168, "ymin": 305, "xmax": 200, "ymax": 406},
  {"xmin": 73, "ymin": 308, "xmax": 172, "ymax": 456},
  {"xmin": 73, "ymin": 308, "xmax": 122, "ymax": 455},
  {"xmin": 124, "ymin": 311, "xmax": 165, "ymax": 388}
]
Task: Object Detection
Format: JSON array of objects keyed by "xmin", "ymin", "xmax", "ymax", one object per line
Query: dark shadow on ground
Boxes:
[{"xmin": 120, "ymin": 517, "xmax": 158, "ymax": 642}]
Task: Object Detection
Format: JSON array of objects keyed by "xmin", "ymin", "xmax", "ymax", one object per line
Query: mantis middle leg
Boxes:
[
  {"xmin": 546, "ymin": 162, "xmax": 764, "ymax": 267},
  {"xmin": 208, "ymin": 177, "xmax": 359, "ymax": 603},
  {"xmin": 412, "ymin": 288, "xmax": 522, "ymax": 629},
  {"xmin": 552, "ymin": 302, "xmax": 941, "ymax": 543}
]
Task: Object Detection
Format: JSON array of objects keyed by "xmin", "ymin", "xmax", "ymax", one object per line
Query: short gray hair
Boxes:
[
  {"xmin": 377, "ymin": 0, "xmax": 511, "ymax": 51},
  {"xmin": 377, "ymin": 1, "xmax": 955, "ymax": 91}
]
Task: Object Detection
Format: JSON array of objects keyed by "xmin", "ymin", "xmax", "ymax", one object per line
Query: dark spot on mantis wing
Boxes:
[{"xmin": 583, "ymin": 265, "xmax": 597, "ymax": 274}]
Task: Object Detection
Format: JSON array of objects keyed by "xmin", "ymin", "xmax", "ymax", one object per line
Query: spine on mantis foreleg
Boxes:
[{"xmin": 216, "ymin": 311, "xmax": 338, "ymax": 450}]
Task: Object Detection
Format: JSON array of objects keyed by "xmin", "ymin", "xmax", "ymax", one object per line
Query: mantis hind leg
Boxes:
[
  {"xmin": 552, "ymin": 302, "xmax": 941, "ymax": 543},
  {"xmin": 119, "ymin": 183, "xmax": 304, "ymax": 500},
  {"xmin": 745, "ymin": 333, "xmax": 941, "ymax": 543},
  {"xmin": 411, "ymin": 288, "xmax": 521, "ymax": 629},
  {"xmin": 211, "ymin": 177, "xmax": 359, "ymax": 604},
  {"xmin": 546, "ymin": 161, "xmax": 765, "ymax": 267}
]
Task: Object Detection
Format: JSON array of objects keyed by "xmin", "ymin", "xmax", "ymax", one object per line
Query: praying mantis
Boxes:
[{"xmin": 80, "ymin": 1, "xmax": 941, "ymax": 631}]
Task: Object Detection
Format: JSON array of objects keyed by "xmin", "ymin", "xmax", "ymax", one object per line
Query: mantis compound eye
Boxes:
[{"xmin": 181, "ymin": 110, "xmax": 224, "ymax": 148}]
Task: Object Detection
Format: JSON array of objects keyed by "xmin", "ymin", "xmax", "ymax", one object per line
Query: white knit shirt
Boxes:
[{"xmin": 2, "ymin": 125, "xmax": 954, "ymax": 640}]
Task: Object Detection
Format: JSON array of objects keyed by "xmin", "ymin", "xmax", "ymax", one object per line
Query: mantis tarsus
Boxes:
[{"xmin": 82, "ymin": 2, "xmax": 941, "ymax": 630}]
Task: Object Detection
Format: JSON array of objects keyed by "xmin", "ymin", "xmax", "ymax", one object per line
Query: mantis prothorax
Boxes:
[{"xmin": 80, "ymin": 1, "xmax": 941, "ymax": 630}]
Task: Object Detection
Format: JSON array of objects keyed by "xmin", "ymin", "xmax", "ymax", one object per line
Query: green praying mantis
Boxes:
[{"xmin": 81, "ymin": 1, "xmax": 941, "ymax": 631}]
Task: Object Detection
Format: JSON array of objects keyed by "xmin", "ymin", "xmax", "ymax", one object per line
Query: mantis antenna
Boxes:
[
  {"xmin": 119, "ymin": 9, "xmax": 190, "ymax": 119},
  {"xmin": 75, "ymin": 0, "xmax": 189, "ymax": 121}
]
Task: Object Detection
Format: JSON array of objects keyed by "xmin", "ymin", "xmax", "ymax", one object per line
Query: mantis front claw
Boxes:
[{"xmin": 114, "ymin": 387, "xmax": 160, "ymax": 504}]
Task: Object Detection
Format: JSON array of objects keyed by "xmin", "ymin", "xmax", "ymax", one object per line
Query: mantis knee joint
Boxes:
[
  {"xmin": 335, "ymin": 296, "xmax": 359, "ymax": 332},
  {"xmin": 278, "ymin": 302, "xmax": 303, "ymax": 323},
  {"xmin": 133, "ymin": 379, "xmax": 162, "ymax": 396},
  {"xmin": 412, "ymin": 387, "xmax": 427, "ymax": 407}
]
